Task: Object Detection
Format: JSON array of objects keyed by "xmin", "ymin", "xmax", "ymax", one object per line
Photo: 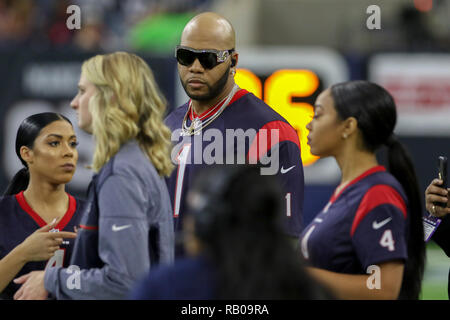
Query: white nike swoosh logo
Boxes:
[
  {"xmin": 112, "ymin": 224, "xmax": 132, "ymax": 232},
  {"xmin": 280, "ymin": 165, "xmax": 296, "ymax": 174},
  {"xmin": 372, "ymin": 217, "xmax": 392, "ymax": 230}
]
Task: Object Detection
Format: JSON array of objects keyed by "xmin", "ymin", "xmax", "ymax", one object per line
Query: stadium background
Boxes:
[{"xmin": 0, "ymin": 0, "xmax": 447, "ymax": 299}]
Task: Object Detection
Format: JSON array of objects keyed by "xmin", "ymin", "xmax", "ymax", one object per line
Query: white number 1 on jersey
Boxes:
[
  {"xmin": 285, "ymin": 193, "xmax": 292, "ymax": 217},
  {"xmin": 173, "ymin": 144, "xmax": 191, "ymax": 217}
]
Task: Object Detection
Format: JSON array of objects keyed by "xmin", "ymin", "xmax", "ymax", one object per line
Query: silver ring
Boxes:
[{"xmin": 432, "ymin": 204, "xmax": 436, "ymax": 215}]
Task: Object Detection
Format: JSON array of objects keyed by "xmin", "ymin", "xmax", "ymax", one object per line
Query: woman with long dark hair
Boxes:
[
  {"xmin": 301, "ymin": 80, "xmax": 425, "ymax": 299},
  {"xmin": 0, "ymin": 112, "xmax": 80, "ymax": 299},
  {"xmin": 131, "ymin": 165, "xmax": 331, "ymax": 299}
]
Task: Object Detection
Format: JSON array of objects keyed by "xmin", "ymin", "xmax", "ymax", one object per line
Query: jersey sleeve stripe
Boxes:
[
  {"xmin": 247, "ymin": 120, "xmax": 300, "ymax": 163},
  {"xmin": 350, "ymin": 184, "xmax": 407, "ymax": 237},
  {"xmin": 79, "ymin": 224, "xmax": 99, "ymax": 230}
]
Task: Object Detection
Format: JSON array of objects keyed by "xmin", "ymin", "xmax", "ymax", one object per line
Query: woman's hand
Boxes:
[
  {"xmin": 17, "ymin": 220, "xmax": 77, "ymax": 262},
  {"xmin": 425, "ymin": 179, "xmax": 450, "ymax": 218},
  {"xmin": 13, "ymin": 271, "xmax": 47, "ymax": 300}
]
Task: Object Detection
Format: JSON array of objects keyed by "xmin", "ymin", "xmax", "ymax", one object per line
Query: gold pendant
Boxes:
[
  {"xmin": 188, "ymin": 121, "xmax": 195, "ymax": 134},
  {"xmin": 191, "ymin": 118, "xmax": 202, "ymax": 134}
]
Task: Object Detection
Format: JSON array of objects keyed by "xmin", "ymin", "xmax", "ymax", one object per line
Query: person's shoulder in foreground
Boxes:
[{"xmin": 129, "ymin": 255, "xmax": 217, "ymax": 300}]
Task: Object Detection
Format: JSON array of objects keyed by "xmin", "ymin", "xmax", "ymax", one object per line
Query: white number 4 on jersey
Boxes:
[{"xmin": 379, "ymin": 229, "xmax": 395, "ymax": 251}]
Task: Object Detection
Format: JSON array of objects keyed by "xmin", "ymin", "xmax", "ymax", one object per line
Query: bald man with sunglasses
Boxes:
[{"xmin": 165, "ymin": 12, "xmax": 305, "ymax": 254}]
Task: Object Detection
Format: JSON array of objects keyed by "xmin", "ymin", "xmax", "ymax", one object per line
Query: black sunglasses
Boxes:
[{"xmin": 175, "ymin": 45, "xmax": 235, "ymax": 69}]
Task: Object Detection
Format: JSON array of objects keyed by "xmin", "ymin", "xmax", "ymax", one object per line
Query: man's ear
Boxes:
[
  {"xmin": 231, "ymin": 53, "xmax": 238, "ymax": 68},
  {"xmin": 20, "ymin": 146, "xmax": 33, "ymax": 165}
]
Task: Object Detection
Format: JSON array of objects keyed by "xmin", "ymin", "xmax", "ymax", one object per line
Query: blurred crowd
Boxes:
[
  {"xmin": 1, "ymin": 0, "xmax": 448, "ymax": 54},
  {"xmin": 0, "ymin": 0, "xmax": 213, "ymax": 52}
]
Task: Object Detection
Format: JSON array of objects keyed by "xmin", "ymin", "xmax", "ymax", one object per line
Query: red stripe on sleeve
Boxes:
[
  {"xmin": 247, "ymin": 120, "xmax": 300, "ymax": 163},
  {"xmin": 350, "ymin": 184, "xmax": 407, "ymax": 237},
  {"xmin": 79, "ymin": 224, "xmax": 98, "ymax": 230}
]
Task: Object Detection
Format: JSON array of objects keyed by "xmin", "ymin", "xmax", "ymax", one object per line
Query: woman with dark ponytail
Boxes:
[
  {"xmin": 0, "ymin": 112, "xmax": 83, "ymax": 299},
  {"xmin": 301, "ymin": 80, "xmax": 425, "ymax": 299},
  {"xmin": 4, "ymin": 168, "xmax": 30, "ymax": 197}
]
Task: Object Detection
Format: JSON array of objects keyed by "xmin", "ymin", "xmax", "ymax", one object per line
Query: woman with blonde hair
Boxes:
[{"xmin": 15, "ymin": 52, "xmax": 175, "ymax": 300}]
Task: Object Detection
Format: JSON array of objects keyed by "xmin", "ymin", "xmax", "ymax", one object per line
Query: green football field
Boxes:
[{"xmin": 420, "ymin": 242, "xmax": 449, "ymax": 300}]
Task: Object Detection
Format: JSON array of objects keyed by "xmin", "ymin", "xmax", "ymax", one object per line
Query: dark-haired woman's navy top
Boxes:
[
  {"xmin": 0, "ymin": 192, "xmax": 84, "ymax": 299},
  {"xmin": 300, "ymin": 166, "xmax": 409, "ymax": 274}
]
